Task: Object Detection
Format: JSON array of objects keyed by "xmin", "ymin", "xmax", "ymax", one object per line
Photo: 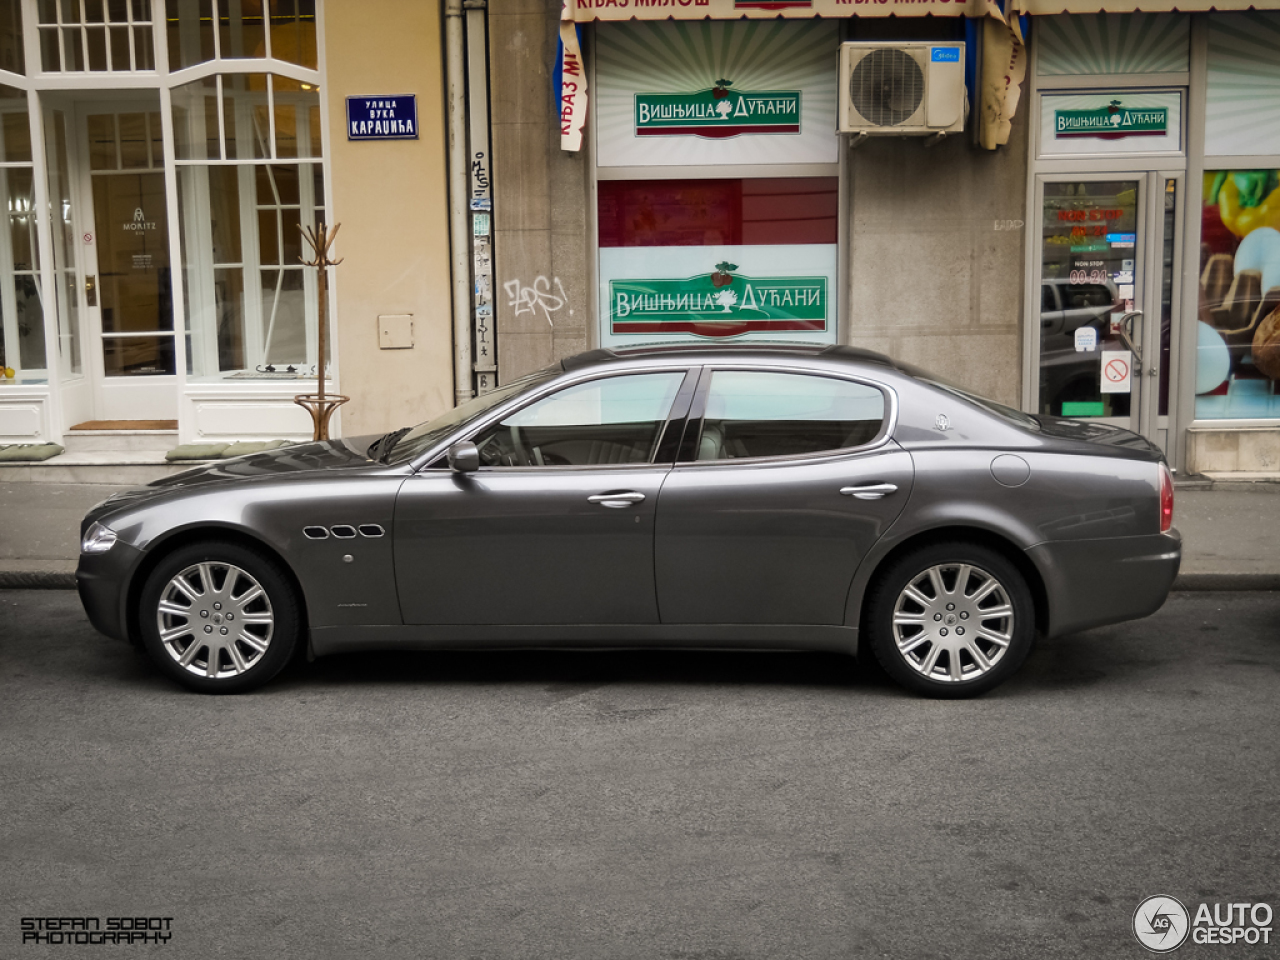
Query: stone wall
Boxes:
[
  {"xmin": 490, "ymin": 0, "xmax": 591, "ymax": 382},
  {"xmin": 844, "ymin": 126, "xmax": 1028, "ymax": 408}
]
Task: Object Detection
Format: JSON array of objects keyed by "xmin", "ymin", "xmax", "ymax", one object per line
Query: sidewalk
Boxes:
[{"xmin": 3, "ymin": 477, "xmax": 1279, "ymax": 591}]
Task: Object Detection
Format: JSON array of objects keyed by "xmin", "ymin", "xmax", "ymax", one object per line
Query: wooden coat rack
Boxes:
[{"xmin": 293, "ymin": 222, "xmax": 349, "ymax": 440}]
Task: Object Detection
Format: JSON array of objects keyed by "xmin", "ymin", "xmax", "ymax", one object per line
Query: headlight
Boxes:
[{"xmin": 81, "ymin": 521, "xmax": 118, "ymax": 555}]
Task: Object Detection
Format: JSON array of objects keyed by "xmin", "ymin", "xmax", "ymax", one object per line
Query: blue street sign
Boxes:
[{"xmin": 346, "ymin": 95, "xmax": 418, "ymax": 141}]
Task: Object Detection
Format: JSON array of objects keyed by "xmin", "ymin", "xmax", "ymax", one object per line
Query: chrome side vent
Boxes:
[
  {"xmin": 330, "ymin": 525, "xmax": 358, "ymax": 539},
  {"xmin": 358, "ymin": 524, "xmax": 385, "ymax": 538},
  {"xmin": 303, "ymin": 526, "xmax": 330, "ymax": 540}
]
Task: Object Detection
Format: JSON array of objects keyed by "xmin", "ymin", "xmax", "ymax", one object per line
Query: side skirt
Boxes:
[{"xmin": 310, "ymin": 623, "xmax": 860, "ymax": 658}]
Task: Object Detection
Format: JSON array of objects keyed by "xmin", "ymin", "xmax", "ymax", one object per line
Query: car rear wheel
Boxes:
[
  {"xmin": 139, "ymin": 541, "xmax": 300, "ymax": 694},
  {"xmin": 866, "ymin": 541, "xmax": 1034, "ymax": 698}
]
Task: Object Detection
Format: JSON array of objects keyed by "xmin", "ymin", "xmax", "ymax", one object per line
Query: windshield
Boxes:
[
  {"xmin": 386, "ymin": 367, "xmax": 561, "ymax": 464},
  {"xmin": 897, "ymin": 361, "xmax": 1041, "ymax": 431}
]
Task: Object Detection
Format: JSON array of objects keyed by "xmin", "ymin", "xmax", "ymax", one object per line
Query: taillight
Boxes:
[{"xmin": 1159, "ymin": 463, "xmax": 1174, "ymax": 533}]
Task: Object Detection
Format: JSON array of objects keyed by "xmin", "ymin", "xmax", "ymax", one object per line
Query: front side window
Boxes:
[
  {"xmin": 472, "ymin": 371, "xmax": 686, "ymax": 467},
  {"xmin": 695, "ymin": 370, "xmax": 886, "ymax": 461}
]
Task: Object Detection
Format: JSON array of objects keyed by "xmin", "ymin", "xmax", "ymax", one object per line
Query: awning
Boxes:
[
  {"xmin": 1012, "ymin": 0, "xmax": 1279, "ymax": 13},
  {"xmin": 557, "ymin": 0, "xmax": 1027, "ymax": 152}
]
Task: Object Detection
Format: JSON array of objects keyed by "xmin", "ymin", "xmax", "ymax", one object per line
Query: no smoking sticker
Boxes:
[{"xmin": 1101, "ymin": 349, "xmax": 1132, "ymax": 394}]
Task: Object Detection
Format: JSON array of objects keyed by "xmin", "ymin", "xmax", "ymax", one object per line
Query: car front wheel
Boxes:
[
  {"xmin": 139, "ymin": 541, "xmax": 300, "ymax": 693},
  {"xmin": 866, "ymin": 541, "xmax": 1035, "ymax": 698}
]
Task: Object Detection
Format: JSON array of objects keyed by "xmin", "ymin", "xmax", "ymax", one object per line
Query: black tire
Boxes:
[
  {"xmin": 139, "ymin": 540, "xmax": 301, "ymax": 694},
  {"xmin": 865, "ymin": 541, "xmax": 1035, "ymax": 698}
]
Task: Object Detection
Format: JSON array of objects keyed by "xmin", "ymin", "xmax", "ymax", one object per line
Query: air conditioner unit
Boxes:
[{"xmin": 838, "ymin": 42, "xmax": 966, "ymax": 136}]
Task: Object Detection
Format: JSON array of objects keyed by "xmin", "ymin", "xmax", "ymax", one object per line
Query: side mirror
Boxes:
[{"xmin": 447, "ymin": 441, "xmax": 480, "ymax": 473}]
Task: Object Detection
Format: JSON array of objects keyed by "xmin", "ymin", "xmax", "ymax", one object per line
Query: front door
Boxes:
[
  {"xmin": 78, "ymin": 102, "xmax": 177, "ymax": 421},
  {"xmin": 1034, "ymin": 172, "xmax": 1182, "ymax": 452},
  {"xmin": 393, "ymin": 369, "xmax": 692, "ymax": 626}
]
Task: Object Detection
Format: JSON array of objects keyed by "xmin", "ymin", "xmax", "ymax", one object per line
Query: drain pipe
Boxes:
[{"xmin": 445, "ymin": 0, "xmax": 474, "ymax": 406}]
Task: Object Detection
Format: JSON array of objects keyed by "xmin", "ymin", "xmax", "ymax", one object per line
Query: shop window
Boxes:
[
  {"xmin": 599, "ymin": 179, "xmax": 837, "ymax": 249},
  {"xmin": 173, "ymin": 72, "xmax": 319, "ymax": 161},
  {"xmin": 37, "ymin": 0, "xmax": 155, "ymax": 72},
  {"xmin": 1196, "ymin": 169, "xmax": 1280, "ymax": 420},
  {"xmin": 43, "ymin": 110, "xmax": 80, "ymax": 379},
  {"xmin": 0, "ymin": 0, "xmax": 24, "ymax": 76},
  {"xmin": 0, "ymin": 84, "xmax": 43, "ymax": 381},
  {"xmin": 167, "ymin": 0, "xmax": 317, "ymax": 72},
  {"xmin": 597, "ymin": 178, "xmax": 839, "ymax": 347},
  {"xmin": 176, "ymin": 71, "xmax": 323, "ymax": 380}
]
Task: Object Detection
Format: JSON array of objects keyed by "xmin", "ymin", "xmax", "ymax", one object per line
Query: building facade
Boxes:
[
  {"xmin": 0, "ymin": 0, "xmax": 451, "ymax": 445},
  {"xmin": 1, "ymin": 0, "xmax": 1278, "ymax": 476}
]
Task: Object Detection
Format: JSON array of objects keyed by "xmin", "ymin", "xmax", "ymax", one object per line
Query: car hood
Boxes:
[
  {"xmin": 1031, "ymin": 414, "xmax": 1165, "ymax": 459},
  {"xmin": 84, "ymin": 436, "xmax": 386, "ymax": 527},
  {"xmin": 87, "ymin": 440, "xmax": 378, "ymax": 522},
  {"xmin": 148, "ymin": 435, "xmax": 383, "ymax": 489}
]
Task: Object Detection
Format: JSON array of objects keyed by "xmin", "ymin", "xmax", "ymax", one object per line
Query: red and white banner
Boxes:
[{"xmin": 558, "ymin": 21, "xmax": 588, "ymax": 152}]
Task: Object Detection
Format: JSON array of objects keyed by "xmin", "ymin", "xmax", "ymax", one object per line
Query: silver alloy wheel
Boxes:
[
  {"xmin": 891, "ymin": 562, "xmax": 1014, "ymax": 683},
  {"xmin": 154, "ymin": 561, "xmax": 275, "ymax": 679}
]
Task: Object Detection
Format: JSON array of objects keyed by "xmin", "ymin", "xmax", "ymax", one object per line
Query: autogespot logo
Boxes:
[{"xmin": 1133, "ymin": 896, "xmax": 1191, "ymax": 953}]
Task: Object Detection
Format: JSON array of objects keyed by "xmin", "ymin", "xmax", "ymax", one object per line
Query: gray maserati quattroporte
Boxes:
[{"xmin": 77, "ymin": 345, "xmax": 1180, "ymax": 697}]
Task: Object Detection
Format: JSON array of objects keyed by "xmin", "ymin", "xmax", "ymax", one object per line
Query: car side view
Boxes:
[{"xmin": 77, "ymin": 345, "xmax": 1181, "ymax": 697}]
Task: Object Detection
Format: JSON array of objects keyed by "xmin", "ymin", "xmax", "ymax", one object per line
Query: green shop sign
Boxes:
[
  {"xmin": 634, "ymin": 80, "xmax": 800, "ymax": 139},
  {"xmin": 610, "ymin": 262, "xmax": 827, "ymax": 338},
  {"xmin": 1055, "ymin": 100, "xmax": 1168, "ymax": 139}
]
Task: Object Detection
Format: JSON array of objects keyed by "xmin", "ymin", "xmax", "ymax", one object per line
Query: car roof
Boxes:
[{"xmin": 560, "ymin": 343, "xmax": 899, "ymax": 373}]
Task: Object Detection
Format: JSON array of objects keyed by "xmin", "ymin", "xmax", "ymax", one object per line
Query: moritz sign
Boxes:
[
  {"xmin": 610, "ymin": 261, "xmax": 827, "ymax": 337},
  {"xmin": 1055, "ymin": 100, "xmax": 1168, "ymax": 140},
  {"xmin": 634, "ymin": 80, "xmax": 800, "ymax": 138}
]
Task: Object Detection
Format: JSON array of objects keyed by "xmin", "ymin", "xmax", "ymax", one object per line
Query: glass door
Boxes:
[
  {"xmin": 1035, "ymin": 171, "xmax": 1180, "ymax": 451},
  {"xmin": 78, "ymin": 101, "xmax": 177, "ymax": 421}
]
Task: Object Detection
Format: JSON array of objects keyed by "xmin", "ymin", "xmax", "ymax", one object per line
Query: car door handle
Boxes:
[
  {"xmin": 588, "ymin": 491, "xmax": 646, "ymax": 508},
  {"xmin": 840, "ymin": 483, "xmax": 898, "ymax": 500}
]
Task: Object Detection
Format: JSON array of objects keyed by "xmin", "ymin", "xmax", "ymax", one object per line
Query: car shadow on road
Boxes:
[{"xmin": 288, "ymin": 647, "xmax": 907, "ymax": 697}]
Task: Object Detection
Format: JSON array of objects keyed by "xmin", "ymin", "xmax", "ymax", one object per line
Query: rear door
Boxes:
[{"xmin": 655, "ymin": 367, "xmax": 914, "ymax": 626}]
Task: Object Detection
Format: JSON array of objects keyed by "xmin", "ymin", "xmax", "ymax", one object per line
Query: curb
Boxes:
[
  {"xmin": 1171, "ymin": 573, "xmax": 1280, "ymax": 592},
  {"xmin": 0, "ymin": 571, "xmax": 77, "ymax": 589}
]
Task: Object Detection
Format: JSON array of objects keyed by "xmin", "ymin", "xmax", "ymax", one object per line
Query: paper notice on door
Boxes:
[{"xmin": 1101, "ymin": 350, "xmax": 1133, "ymax": 394}]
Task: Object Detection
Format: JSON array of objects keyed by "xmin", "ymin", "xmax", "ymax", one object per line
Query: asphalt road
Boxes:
[{"xmin": 2, "ymin": 590, "xmax": 1278, "ymax": 960}]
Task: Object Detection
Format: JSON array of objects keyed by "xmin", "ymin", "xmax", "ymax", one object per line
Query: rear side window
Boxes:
[{"xmin": 695, "ymin": 370, "xmax": 886, "ymax": 461}]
